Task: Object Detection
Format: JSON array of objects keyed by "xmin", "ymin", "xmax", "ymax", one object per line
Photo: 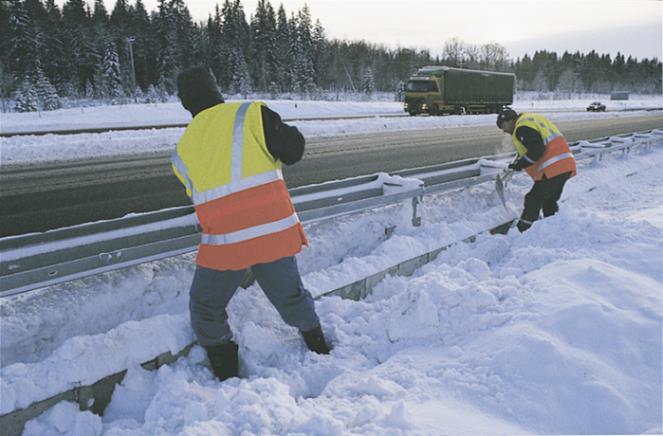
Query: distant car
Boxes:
[{"xmin": 587, "ymin": 101, "xmax": 606, "ymax": 112}]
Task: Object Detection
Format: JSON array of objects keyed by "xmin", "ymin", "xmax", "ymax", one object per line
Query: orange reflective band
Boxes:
[
  {"xmin": 538, "ymin": 152, "xmax": 574, "ymax": 172},
  {"xmin": 196, "ymin": 224, "xmax": 308, "ymax": 271},
  {"xmin": 525, "ymin": 136, "xmax": 577, "ymax": 181},
  {"xmin": 201, "ymin": 214, "xmax": 299, "ymax": 245},
  {"xmin": 195, "ymin": 180, "xmax": 296, "ymax": 234}
]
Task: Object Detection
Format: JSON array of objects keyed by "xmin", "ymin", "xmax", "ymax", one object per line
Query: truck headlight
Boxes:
[{"xmin": 421, "ymin": 104, "xmax": 428, "ymax": 110}]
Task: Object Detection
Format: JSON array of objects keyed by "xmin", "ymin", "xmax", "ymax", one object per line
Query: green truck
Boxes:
[{"xmin": 404, "ymin": 66, "xmax": 515, "ymax": 116}]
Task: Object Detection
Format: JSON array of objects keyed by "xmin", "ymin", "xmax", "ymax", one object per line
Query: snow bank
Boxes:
[
  {"xmin": 2, "ymin": 94, "xmax": 660, "ymax": 135},
  {"xmin": 0, "ymin": 100, "xmax": 401, "ymax": 135},
  {"xmin": 2, "ymin": 108, "xmax": 660, "ymax": 166},
  {"xmin": 2, "ymin": 140, "xmax": 661, "ymax": 434}
]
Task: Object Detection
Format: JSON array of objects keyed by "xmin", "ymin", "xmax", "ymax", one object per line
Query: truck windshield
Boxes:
[{"xmin": 406, "ymin": 80, "xmax": 438, "ymax": 92}]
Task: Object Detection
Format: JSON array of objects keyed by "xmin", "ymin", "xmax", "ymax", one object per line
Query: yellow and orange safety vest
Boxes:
[
  {"xmin": 172, "ymin": 102, "xmax": 307, "ymax": 271},
  {"xmin": 513, "ymin": 113, "xmax": 577, "ymax": 181}
]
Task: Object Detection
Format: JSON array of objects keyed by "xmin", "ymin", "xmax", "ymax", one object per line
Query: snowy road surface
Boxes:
[{"xmin": 2, "ymin": 137, "xmax": 661, "ymax": 434}]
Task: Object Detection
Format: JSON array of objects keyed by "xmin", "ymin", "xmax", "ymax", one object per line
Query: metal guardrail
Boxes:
[{"xmin": 1, "ymin": 129, "xmax": 661, "ymax": 298}]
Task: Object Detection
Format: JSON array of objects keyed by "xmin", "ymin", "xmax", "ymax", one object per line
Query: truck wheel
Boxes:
[
  {"xmin": 408, "ymin": 111, "xmax": 418, "ymax": 116},
  {"xmin": 455, "ymin": 106, "xmax": 466, "ymax": 115}
]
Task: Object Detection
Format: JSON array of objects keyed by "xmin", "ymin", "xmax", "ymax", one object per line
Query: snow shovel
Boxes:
[{"xmin": 495, "ymin": 167, "xmax": 514, "ymax": 209}]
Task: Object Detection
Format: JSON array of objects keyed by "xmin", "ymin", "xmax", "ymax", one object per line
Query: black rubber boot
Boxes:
[
  {"xmin": 301, "ymin": 325, "xmax": 332, "ymax": 354},
  {"xmin": 204, "ymin": 341, "xmax": 239, "ymax": 381}
]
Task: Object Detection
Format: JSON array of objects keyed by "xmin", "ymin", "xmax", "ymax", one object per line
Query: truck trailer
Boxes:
[{"xmin": 404, "ymin": 66, "xmax": 515, "ymax": 116}]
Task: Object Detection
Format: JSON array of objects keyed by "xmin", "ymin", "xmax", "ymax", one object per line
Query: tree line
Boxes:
[{"xmin": 2, "ymin": 0, "xmax": 660, "ymax": 112}]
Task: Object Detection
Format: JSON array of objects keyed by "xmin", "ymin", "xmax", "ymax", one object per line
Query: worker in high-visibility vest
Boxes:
[
  {"xmin": 497, "ymin": 108, "xmax": 577, "ymax": 232},
  {"xmin": 173, "ymin": 67, "xmax": 330, "ymax": 382}
]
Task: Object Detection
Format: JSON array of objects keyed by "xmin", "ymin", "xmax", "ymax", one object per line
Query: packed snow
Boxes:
[
  {"xmin": 0, "ymin": 97, "xmax": 663, "ymax": 166},
  {"xmin": 1, "ymin": 93, "xmax": 661, "ymax": 136},
  {"xmin": 2, "ymin": 137, "xmax": 661, "ymax": 435}
]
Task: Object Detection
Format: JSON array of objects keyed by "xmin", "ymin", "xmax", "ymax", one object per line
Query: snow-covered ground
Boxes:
[
  {"xmin": 2, "ymin": 139, "xmax": 661, "ymax": 434},
  {"xmin": 1, "ymin": 94, "xmax": 661, "ymax": 135},
  {"xmin": 2, "ymin": 105, "xmax": 662, "ymax": 166}
]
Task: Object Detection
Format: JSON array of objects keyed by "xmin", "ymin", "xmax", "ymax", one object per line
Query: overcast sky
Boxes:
[{"xmin": 83, "ymin": 0, "xmax": 661, "ymax": 60}]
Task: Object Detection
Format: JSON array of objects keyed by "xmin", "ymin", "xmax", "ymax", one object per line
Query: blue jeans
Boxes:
[{"xmin": 189, "ymin": 256, "xmax": 320, "ymax": 346}]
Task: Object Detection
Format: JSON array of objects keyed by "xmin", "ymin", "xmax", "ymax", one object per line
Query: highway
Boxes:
[{"xmin": 1, "ymin": 113, "xmax": 662, "ymax": 236}]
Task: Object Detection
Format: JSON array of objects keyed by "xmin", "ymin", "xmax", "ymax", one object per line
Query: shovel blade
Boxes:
[{"xmin": 495, "ymin": 173, "xmax": 507, "ymax": 207}]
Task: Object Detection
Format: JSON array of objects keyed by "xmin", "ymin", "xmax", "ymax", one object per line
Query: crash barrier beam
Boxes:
[
  {"xmin": 0, "ymin": 161, "xmax": 487, "ymax": 297},
  {"xmin": 1, "ymin": 130, "xmax": 661, "ymax": 298},
  {"xmin": 1, "ymin": 129, "xmax": 661, "ymax": 435}
]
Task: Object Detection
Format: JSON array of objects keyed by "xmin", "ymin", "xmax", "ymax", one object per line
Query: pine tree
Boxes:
[
  {"xmin": 0, "ymin": 1, "xmax": 10, "ymax": 76},
  {"xmin": 41, "ymin": 0, "xmax": 67, "ymax": 92},
  {"xmin": 154, "ymin": 0, "xmax": 178, "ymax": 94},
  {"xmin": 61, "ymin": 0, "xmax": 95, "ymax": 96},
  {"xmin": 129, "ymin": 0, "xmax": 151, "ymax": 91},
  {"xmin": 231, "ymin": 49, "xmax": 252, "ymax": 96},
  {"xmin": 274, "ymin": 4, "xmax": 292, "ymax": 92},
  {"xmin": 171, "ymin": 0, "xmax": 197, "ymax": 70},
  {"xmin": 84, "ymin": 79, "xmax": 94, "ymax": 98},
  {"xmin": 221, "ymin": 0, "xmax": 252, "ymax": 93},
  {"xmin": 155, "ymin": 75, "xmax": 169, "ymax": 102},
  {"xmin": 311, "ymin": 19, "xmax": 328, "ymax": 89},
  {"xmin": 101, "ymin": 42, "xmax": 124, "ymax": 100},
  {"xmin": 250, "ymin": 0, "xmax": 278, "ymax": 91},
  {"xmin": 362, "ymin": 66, "xmax": 375, "ymax": 95},
  {"xmin": 292, "ymin": 5, "xmax": 315, "ymax": 94},
  {"xmin": 206, "ymin": 4, "xmax": 224, "ymax": 81},
  {"xmin": 7, "ymin": 0, "xmax": 39, "ymax": 82},
  {"xmin": 35, "ymin": 67, "xmax": 61, "ymax": 110},
  {"xmin": 93, "ymin": 0, "xmax": 108, "ymax": 26},
  {"xmin": 145, "ymin": 83, "xmax": 159, "ymax": 103},
  {"xmin": 14, "ymin": 80, "xmax": 39, "ymax": 112}
]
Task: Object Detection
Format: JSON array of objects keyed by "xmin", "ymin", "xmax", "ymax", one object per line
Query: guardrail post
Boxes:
[{"xmin": 411, "ymin": 196, "xmax": 422, "ymax": 227}]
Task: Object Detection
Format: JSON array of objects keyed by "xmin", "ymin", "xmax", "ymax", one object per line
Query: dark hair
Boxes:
[
  {"xmin": 496, "ymin": 107, "xmax": 518, "ymax": 127},
  {"xmin": 177, "ymin": 66, "xmax": 224, "ymax": 116}
]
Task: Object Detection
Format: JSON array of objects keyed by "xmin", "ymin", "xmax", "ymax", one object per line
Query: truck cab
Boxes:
[{"xmin": 404, "ymin": 77, "xmax": 445, "ymax": 116}]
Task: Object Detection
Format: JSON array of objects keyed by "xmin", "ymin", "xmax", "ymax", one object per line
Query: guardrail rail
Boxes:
[{"xmin": 1, "ymin": 129, "xmax": 661, "ymax": 298}]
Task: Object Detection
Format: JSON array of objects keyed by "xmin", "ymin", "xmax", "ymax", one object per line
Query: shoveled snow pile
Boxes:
[{"xmin": 2, "ymin": 146, "xmax": 662, "ymax": 435}]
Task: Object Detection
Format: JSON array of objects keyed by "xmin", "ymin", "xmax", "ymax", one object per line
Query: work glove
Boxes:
[{"xmin": 508, "ymin": 159, "xmax": 523, "ymax": 171}]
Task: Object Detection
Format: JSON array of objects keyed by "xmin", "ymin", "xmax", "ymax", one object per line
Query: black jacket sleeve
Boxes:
[
  {"xmin": 261, "ymin": 106, "xmax": 305, "ymax": 165},
  {"xmin": 512, "ymin": 126, "xmax": 546, "ymax": 170}
]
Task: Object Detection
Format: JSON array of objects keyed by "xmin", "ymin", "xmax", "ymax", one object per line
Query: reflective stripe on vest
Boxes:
[
  {"xmin": 201, "ymin": 213, "xmax": 299, "ymax": 245},
  {"xmin": 538, "ymin": 152, "xmax": 574, "ymax": 172},
  {"xmin": 171, "ymin": 149, "xmax": 193, "ymax": 194},
  {"xmin": 192, "ymin": 169, "xmax": 282, "ymax": 205},
  {"xmin": 231, "ymin": 102, "xmax": 251, "ymax": 181}
]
